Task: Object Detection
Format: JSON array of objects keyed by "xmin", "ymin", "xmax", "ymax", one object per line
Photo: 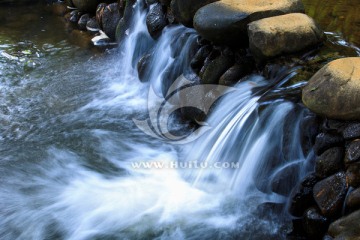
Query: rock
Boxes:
[
  {"xmin": 248, "ymin": 13, "xmax": 324, "ymax": 61},
  {"xmin": 322, "ymin": 119, "xmax": 349, "ymax": 133},
  {"xmin": 328, "ymin": 210, "xmax": 360, "ymax": 239},
  {"xmin": 86, "ymin": 17, "xmax": 100, "ymax": 32},
  {"xmin": 194, "ymin": 0, "xmax": 305, "ymax": 46},
  {"xmin": 346, "ymin": 188, "xmax": 360, "ymax": 209},
  {"xmin": 302, "ymin": 207, "xmax": 329, "ymax": 239},
  {"xmin": 170, "ymin": 0, "xmax": 218, "ymax": 27},
  {"xmin": 96, "ymin": 3, "xmax": 107, "ymax": 27},
  {"xmin": 166, "ymin": 7, "xmax": 176, "ymax": 24},
  {"xmin": 69, "ymin": 10, "xmax": 81, "ymax": 23},
  {"xmin": 303, "ymin": 57, "xmax": 360, "ymax": 121},
  {"xmin": 199, "ymin": 53, "xmax": 234, "ymax": 84},
  {"xmin": 346, "ymin": 140, "xmax": 360, "ymax": 164},
  {"xmin": 313, "ymin": 132, "xmax": 344, "ymax": 156},
  {"xmin": 270, "ymin": 164, "xmax": 300, "ymax": 196},
  {"xmin": 343, "ymin": 123, "xmax": 360, "ymax": 140},
  {"xmin": 137, "ymin": 53, "xmax": 152, "ymax": 82},
  {"xmin": 72, "ymin": 0, "xmax": 112, "ymax": 13},
  {"xmin": 146, "ymin": 3, "xmax": 167, "ymax": 38},
  {"xmin": 300, "ymin": 113, "xmax": 321, "ymax": 156},
  {"xmin": 313, "ymin": 172, "xmax": 348, "ymax": 217},
  {"xmin": 219, "ymin": 58, "xmax": 254, "ymax": 86},
  {"xmin": 315, "ymin": 147, "xmax": 344, "ymax": 179},
  {"xmin": 190, "ymin": 45, "xmax": 212, "ymax": 73},
  {"xmin": 288, "ymin": 173, "xmax": 318, "ymax": 217},
  {"xmin": 115, "ymin": 0, "xmax": 137, "ymax": 41},
  {"xmin": 78, "ymin": 13, "xmax": 90, "ymax": 30},
  {"xmin": 102, "ymin": 3, "xmax": 122, "ymax": 40},
  {"xmin": 347, "ymin": 162, "xmax": 360, "ymax": 188}
]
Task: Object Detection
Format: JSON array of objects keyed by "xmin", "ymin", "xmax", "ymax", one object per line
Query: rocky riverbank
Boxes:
[{"xmin": 50, "ymin": 0, "xmax": 360, "ymax": 238}]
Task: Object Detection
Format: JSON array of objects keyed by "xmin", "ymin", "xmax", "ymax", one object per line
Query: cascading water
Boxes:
[{"xmin": 0, "ymin": 1, "xmax": 316, "ymax": 239}]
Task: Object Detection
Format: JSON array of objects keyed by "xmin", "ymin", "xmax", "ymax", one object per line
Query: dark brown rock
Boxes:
[
  {"xmin": 78, "ymin": 13, "xmax": 90, "ymax": 30},
  {"xmin": 313, "ymin": 172, "xmax": 348, "ymax": 217},
  {"xmin": 346, "ymin": 187, "xmax": 360, "ymax": 209},
  {"xmin": 315, "ymin": 147, "xmax": 344, "ymax": 178},
  {"xmin": 219, "ymin": 58, "xmax": 254, "ymax": 86},
  {"xmin": 289, "ymin": 173, "xmax": 318, "ymax": 217},
  {"xmin": 146, "ymin": 3, "xmax": 167, "ymax": 38},
  {"xmin": 137, "ymin": 53, "xmax": 152, "ymax": 82},
  {"xmin": 313, "ymin": 132, "xmax": 344, "ymax": 156},
  {"xmin": 302, "ymin": 207, "xmax": 329, "ymax": 239},
  {"xmin": 328, "ymin": 210, "xmax": 360, "ymax": 239},
  {"xmin": 199, "ymin": 53, "xmax": 234, "ymax": 84},
  {"xmin": 190, "ymin": 45, "xmax": 212, "ymax": 73},
  {"xmin": 102, "ymin": 3, "xmax": 122, "ymax": 40},
  {"xmin": 346, "ymin": 162, "xmax": 360, "ymax": 188}
]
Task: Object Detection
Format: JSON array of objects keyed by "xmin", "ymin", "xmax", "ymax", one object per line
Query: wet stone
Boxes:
[
  {"xmin": 345, "ymin": 140, "xmax": 360, "ymax": 164},
  {"xmin": 78, "ymin": 14, "xmax": 90, "ymax": 30},
  {"xmin": 315, "ymin": 147, "xmax": 344, "ymax": 179},
  {"xmin": 313, "ymin": 172, "xmax": 348, "ymax": 217},
  {"xmin": 289, "ymin": 173, "xmax": 318, "ymax": 217},
  {"xmin": 313, "ymin": 132, "xmax": 344, "ymax": 156},
  {"xmin": 302, "ymin": 207, "xmax": 329, "ymax": 239},
  {"xmin": 342, "ymin": 123, "xmax": 360, "ymax": 140},
  {"xmin": 346, "ymin": 162, "xmax": 360, "ymax": 188},
  {"xmin": 346, "ymin": 187, "xmax": 360, "ymax": 209}
]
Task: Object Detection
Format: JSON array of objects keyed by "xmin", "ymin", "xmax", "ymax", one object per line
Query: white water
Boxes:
[{"xmin": 0, "ymin": 1, "xmax": 314, "ymax": 239}]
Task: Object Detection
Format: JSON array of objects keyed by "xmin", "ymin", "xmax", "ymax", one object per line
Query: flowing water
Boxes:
[{"xmin": 0, "ymin": 1, "xmax": 352, "ymax": 239}]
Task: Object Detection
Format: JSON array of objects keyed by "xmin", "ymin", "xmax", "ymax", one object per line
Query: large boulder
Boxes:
[
  {"xmin": 170, "ymin": 0, "xmax": 218, "ymax": 27},
  {"xmin": 303, "ymin": 57, "xmax": 360, "ymax": 121},
  {"xmin": 248, "ymin": 13, "xmax": 324, "ymax": 60},
  {"xmin": 193, "ymin": 0, "xmax": 305, "ymax": 46}
]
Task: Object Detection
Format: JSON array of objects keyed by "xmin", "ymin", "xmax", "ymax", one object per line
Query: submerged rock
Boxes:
[
  {"xmin": 170, "ymin": 0, "xmax": 218, "ymax": 27},
  {"xmin": 328, "ymin": 210, "xmax": 360, "ymax": 239},
  {"xmin": 303, "ymin": 57, "xmax": 360, "ymax": 121},
  {"xmin": 313, "ymin": 172, "xmax": 348, "ymax": 217},
  {"xmin": 248, "ymin": 13, "xmax": 324, "ymax": 60},
  {"xmin": 146, "ymin": 3, "xmax": 167, "ymax": 38},
  {"xmin": 193, "ymin": 0, "xmax": 304, "ymax": 46}
]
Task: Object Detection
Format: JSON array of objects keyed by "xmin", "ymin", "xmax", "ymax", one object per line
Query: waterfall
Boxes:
[{"xmin": 0, "ymin": 1, "xmax": 315, "ymax": 239}]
